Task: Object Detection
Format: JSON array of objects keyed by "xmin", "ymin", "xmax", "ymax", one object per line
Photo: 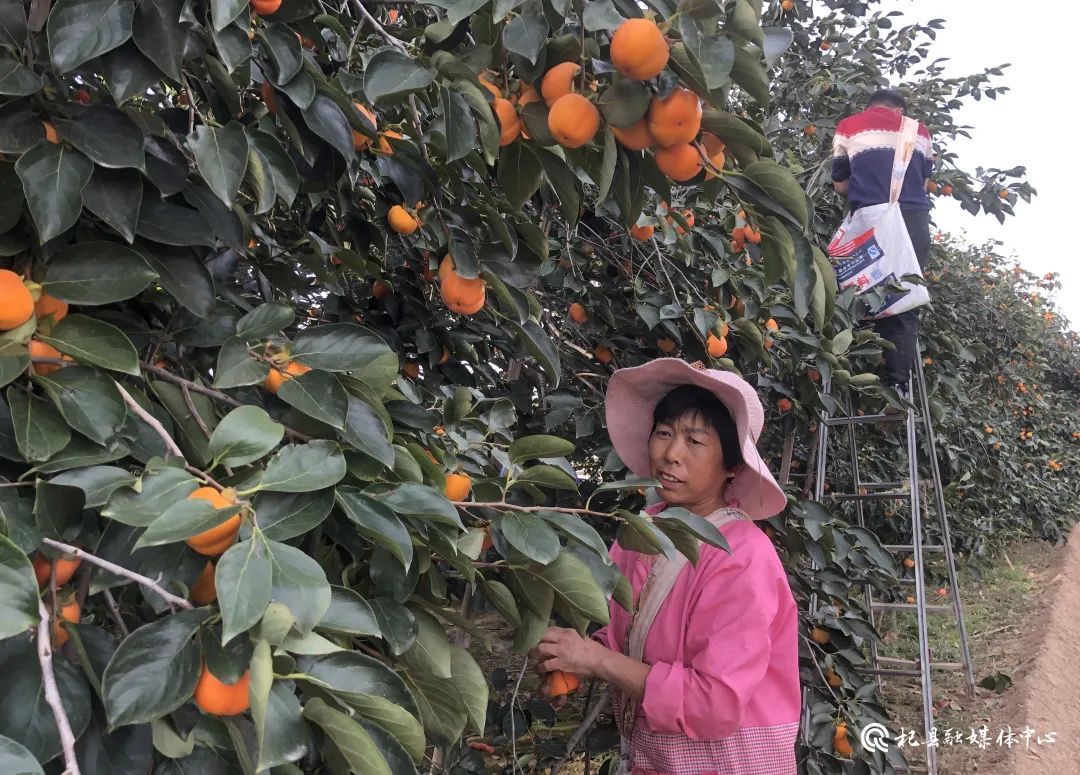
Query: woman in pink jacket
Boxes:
[{"xmin": 536, "ymin": 358, "xmax": 801, "ymax": 775}]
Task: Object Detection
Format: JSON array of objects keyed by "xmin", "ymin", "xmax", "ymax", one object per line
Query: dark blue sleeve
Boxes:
[{"xmin": 831, "ymin": 156, "xmax": 851, "ymax": 182}]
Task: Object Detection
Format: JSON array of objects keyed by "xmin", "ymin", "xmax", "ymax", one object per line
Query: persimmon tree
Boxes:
[{"xmin": 0, "ymin": 0, "xmax": 1071, "ymax": 774}]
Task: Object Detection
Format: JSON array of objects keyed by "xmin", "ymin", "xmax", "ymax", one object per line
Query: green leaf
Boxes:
[
  {"xmin": 400, "ymin": 609, "xmax": 452, "ymax": 679},
  {"xmin": 335, "ymin": 487, "xmax": 414, "ymax": 569},
  {"xmin": 762, "ymin": 26, "xmax": 793, "ymax": 66},
  {"xmin": 81, "ymin": 167, "xmax": 143, "ymax": 243},
  {"xmin": 0, "ymin": 535, "xmax": 39, "ymax": 639},
  {"xmin": 188, "ymin": 122, "xmax": 249, "ymax": 207},
  {"xmin": 99, "ymin": 43, "xmax": 159, "ymax": 105},
  {"xmin": 514, "ymin": 464, "xmax": 578, "ymax": 490},
  {"xmin": 217, "ymin": 537, "xmax": 273, "ymax": 644},
  {"xmin": 209, "ymin": 406, "xmax": 284, "ymax": 467},
  {"xmin": 213, "ymin": 338, "xmax": 270, "ymax": 389},
  {"xmin": 402, "ymin": 670, "xmax": 467, "ymax": 747},
  {"xmin": 0, "ymin": 734, "xmax": 44, "ymax": 775},
  {"xmin": 133, "ymin": 0, "xmax": 187, "ymax": 81},
  {"xmin": 49, "ymin": 466, "xmax": 133, "ymax": 508},
  {"xmin": 537, "ymin": 510, "xmax": 609, "ymax": 557},
  {"xmin": 514, "ymin": 319, "xmax": 561, "ymax": 388},
  {"xmin": 582, "ymin": 0, "xmax": 623, "ymax": 31},
  {"xmin": 679, "ymin": 18, "xmax": 733, "ymax": 90},
  {"xmin": 596, "ymin": 78, "xmax": 651, "ymax": 128},
  {"xmin": 247, "ymin": 130, "xmax": 299, "ymax": 207},
  {"xmin": 449, "ymin": 645, "xmax": 487, "ymax": 735},
  {"xmin": 535, "ymin": 148, "xmax": 581, "ymax": 225},
  {"xmin": 730, "ymin": 43, "xmax": 770, "ymax": 106},
  {"xmin": 135, "ymin": 194, "xmax": 214, "ymax": 247},
  {"xmin": 365, "ymin": 49, "xmax": 437, "ymax": 104},
  {"xmin": 102, "ymin": 608, "xmax": 212, "ymax": 728},
  {"xmin": 654, "ymin": 507, "xmax": 731, "ymax": 551},
  {"xmin": 616, "ymin": 509, "xmax": 678, "ymax": 559},
  {"xmin": 65, "ymin": 105, "xmax": 145, "ymax": 170},
  {"xmin": 342, "ymin": 397, "xmax": 394, "ymax": 468},
  {"xmin": 15, "ymin": 142, "xmax": 93, "ymax": 242},
  {"xmin": 318, "ymin": 586, "xmax": 382, "ymax": 638},
  {"xmin": 277, "ymin": 370, "xmax": 348, "ymax": 429},
  {"xmin": 478, "ymin": 578, "xmax": 520, "ymax": 626},
  {"xmin": 267, "ymin": 539, "xmax": 331, "ymax": 634},
  {"xmin": 744, "ymin": 160, "xmax": 809, "ymax": 229},
  {"xmin": 291, "ymin": 324, "xmax": 395, "ymax": 372},
  {"xmin": 255, "ymin": 440, "xmax": 347, "ymax": 493},
  {"xmin": 256, "ymin": 677, "xmax": 309, "ymax": 769},
  {"xmin": 33, "ymin": 480, "xmax": 84, "ymax": 540},
  {"xmin": 135, "ymin": 497, "xmax": 239, "ymax": 549},
  {"xmin": 0, "ymin": 638, "xmax": 91, "ymax": 762},
  {"xmin": 211, "ymin": 0, "xmax": 247, "ymax": 31},
  {"xmin": 301, "ymin": 94, "xmax": 354, "ymax": 159},
  {"xmin": 44, "ymin": 241, "xmax": 156, "ymax": 305},
  {"xmin": 302, "ymin": 699, "xmax": 392, "ymax": 775},
  {"xmin": 533, "ymin": 550, "xmax": 610, "ymax": 623},
  {"xmin": 262, "ymin": 24, "xmax": 302, "ymax": 84},
  {"xmin": 496, "ymin": 511, "xmax": 561, "ymax": 564},
  {"xmin": 7, "ymin": 388, "xmax": 71, "ymax": 463},
  {"xmin": 503, "ymin": 13, "xmax": 548, "ymax": 63},
  {"xmin": 35, "ymin": 366, "xmax": 127, "ymax": 445},
  {"xmin": 136, "ymin": 244, "xmax": 216, "ymax": 319},
  {"xmin": 38, "ymin": 315, "xmax": 140, "ymax": 375},
  {"xmin": 508, "ymin": 434, "xmax": 575, "ymax": 463},
  {"xmin": 498, "ymin": 142, "xmax": 543, "ymax": 212},
  {"xmin": 102, "ymin": 465, "xmax": 198, "ymax": 527},
  {"xmin": 376, "ymin": 482, "xmax": 462, "ymax": 528},
  {"xmin": 0, "ymin": 52, "xmax": 42, "ymax": 97},
  {"xmin": 442, "ymin": 86, "xmax": 477, "ymax": 164},
  {"xmin": 253, "ymin": 488, "xmax": 335, "ymax": 542},
  {"xmin": 48, "ymin": 0, "xmax": 134, "ymax": 73},
  {"xmin": 236, "ymin": 302, "xmax": 295, "ymax": 341}
]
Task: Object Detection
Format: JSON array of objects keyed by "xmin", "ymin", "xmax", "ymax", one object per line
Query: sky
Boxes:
[{"xmin": 875, "ymin": 0, "xmax": 1078, "ymax": 331}]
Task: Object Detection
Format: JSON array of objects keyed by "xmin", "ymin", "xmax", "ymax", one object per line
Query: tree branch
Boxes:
[
  {"xmin": 139, "ymin": 361, "xmax": 313, "ymax": 443},
  {"xmin": 347, "ymin": 0, "xmax": 407, "ymax": 51},
  {"xmin": 37, "ymin": 597, "xmax": 83, "ymax": 775},
  {"xmin": 550, "ymin": 685, "xmax": 613, "ymax": 775},
  {"xmin": 451, "ymin": 501, "xmax": 610, "ymax": 519},
  {"xmin": 41, "ymin": 538, "xmax": 193, "ymax": 610},
  {"xmin": 114, "ymin": 380, "xmax": 183, "ymax": 458}
]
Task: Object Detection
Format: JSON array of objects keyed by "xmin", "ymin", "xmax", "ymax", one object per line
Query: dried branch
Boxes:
[
  {"xmin": 36, "ymin": 597, "xmax": 83, "ymax": 775},
  {"xmin": 550, "ymin": 685, "xmax": 613, "ymax": 775},
  {"xmin": 347, "ymin": 0, "xmax": 407, "ymax": 51},
  {"xmin": 41, "ymin": 538, "xmax": 193, "ymax": 611}
]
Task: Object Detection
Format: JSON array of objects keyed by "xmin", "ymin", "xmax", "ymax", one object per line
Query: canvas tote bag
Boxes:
[{"xmin": 827, "ymin": 115, "xmax": 930, "ymax": 319}]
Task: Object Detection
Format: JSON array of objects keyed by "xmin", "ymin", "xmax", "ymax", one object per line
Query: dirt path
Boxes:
[{"xmin": 992, "ymin": 524, "xmax": 1080, "ymax": 773}]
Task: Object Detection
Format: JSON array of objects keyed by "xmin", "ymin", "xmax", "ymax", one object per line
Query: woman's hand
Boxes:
[{"xmin": 534, "ymin": 626, "xmax": 606, "ymax": 677}]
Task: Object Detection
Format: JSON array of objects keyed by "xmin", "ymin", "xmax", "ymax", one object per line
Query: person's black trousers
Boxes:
[{"xmin": 872, "ymin": 208, "xmax": 931, "ymax": 389}]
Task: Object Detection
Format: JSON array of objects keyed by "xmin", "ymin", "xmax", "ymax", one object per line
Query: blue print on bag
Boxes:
[{"xmin": 832, "ymin": 230, "xmax": 890, "ymax": 292}]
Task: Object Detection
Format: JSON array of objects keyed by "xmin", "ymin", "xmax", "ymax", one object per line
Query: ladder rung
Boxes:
[
  {"xmin": 877, "ymin": 656, "xmax": 966, "ymax": 671},
  {"xmin": 892, "ymin": 764, "xmax": 930, "ymax": 773},
  {"xmin": 850, "ymin": 575, "xmax": 916, "ymax": 584},
  {"xmin": 857, "ymin": 481, "xmax": 904, "ymax": 489},
  {"xmin": 855, "ymin": 667, "xmax": 922, "ymax": 677},
  {"xmin": 822, "ymin": 412, "xmax": 922, "ymax": 426},
  {"xmin": 871, "ymin": 602, "xmax": 953, "ymax": 612},
  {"xmin": 829, "ymin": 490, "xmax": 910, "ymax": 502},
  {"xmin": 883, "ymin": 544, "xmax": 946, "ymax": 552}
]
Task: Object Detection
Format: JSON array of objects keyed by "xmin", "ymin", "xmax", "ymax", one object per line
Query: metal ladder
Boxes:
[{"xmin": 804, "ymin": 356, "xmax": 976, "ymax": 775}]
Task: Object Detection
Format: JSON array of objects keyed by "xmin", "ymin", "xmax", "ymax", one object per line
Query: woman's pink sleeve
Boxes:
[{"xmin": 638, "ymin": 540, "xmax": 781, "ymax": 739}]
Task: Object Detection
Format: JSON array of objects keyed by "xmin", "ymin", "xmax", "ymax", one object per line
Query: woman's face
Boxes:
[{"xmin": 647, "ymin": 410, "xmax": 734, "ymax": 515}]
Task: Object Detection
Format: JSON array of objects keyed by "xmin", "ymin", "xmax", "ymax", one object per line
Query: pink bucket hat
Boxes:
[{"xmin": 605, "ymin": 358, "xmax": 787, "ymax": 520}]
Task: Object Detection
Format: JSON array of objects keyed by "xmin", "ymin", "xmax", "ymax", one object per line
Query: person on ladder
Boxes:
[{"xmin": 831, "ymin": 89, "xmax": 934, "ymax": 398}]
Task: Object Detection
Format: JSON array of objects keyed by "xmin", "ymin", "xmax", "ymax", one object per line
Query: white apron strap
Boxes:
[{"xmin": 888, "ymin": 116, "xmax": 920, "ymax": 205}]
